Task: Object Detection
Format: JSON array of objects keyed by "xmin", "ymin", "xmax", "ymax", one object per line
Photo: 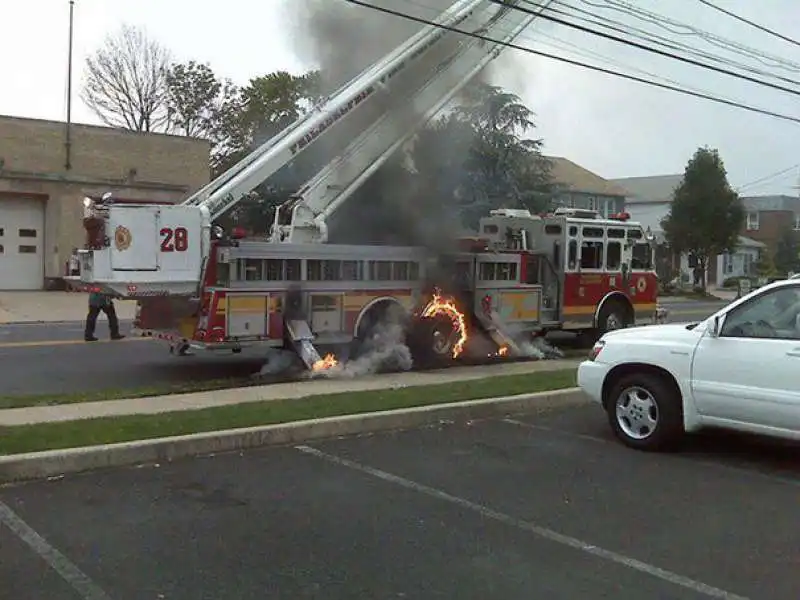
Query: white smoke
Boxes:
[
  {"xmin": 517, "ymin": 336, "xmax": 564, "ymax": 359},
  {"xmin": 308, "ymin": 320, "xmax": 414, "ymax": 380}
]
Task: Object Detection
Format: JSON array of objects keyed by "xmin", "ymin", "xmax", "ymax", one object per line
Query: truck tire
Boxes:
[
  {"xmin": 605, "ymin": 372, "xmax": 684, "ymax": 452},
  {"xmin": 597, "ymin": 299, "xmax": 630, "ymax": 334},
  {"xmin": 408, "ymin": 315, "xmax": 459, "ymax": 368}
]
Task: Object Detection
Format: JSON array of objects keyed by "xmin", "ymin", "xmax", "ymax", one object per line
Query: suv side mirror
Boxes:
[{"xmin": 708, "ymin": 315, "xmax": 720, "ymax": 337}]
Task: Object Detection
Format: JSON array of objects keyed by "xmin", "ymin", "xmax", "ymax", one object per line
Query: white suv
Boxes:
[{"xmin": 577, "ymin": 279, "xmax": 800, "ymax": 451}]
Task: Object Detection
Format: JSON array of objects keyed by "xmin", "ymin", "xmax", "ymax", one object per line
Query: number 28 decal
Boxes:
[{"xmin": 160, "ymin": 227, "xmax": 188, "ymax": 252}]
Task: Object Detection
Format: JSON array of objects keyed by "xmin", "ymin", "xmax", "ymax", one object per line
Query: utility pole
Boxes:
[{"xmin": 64, "ymin": 0, "xmax": 75, "ymax": 170}]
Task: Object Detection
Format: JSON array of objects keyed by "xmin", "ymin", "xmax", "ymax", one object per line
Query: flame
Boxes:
[
  {"xmin": 498, "ymin": 345, "xmax": 509, "ymax": 356},
  {"xmin": 312, "ymin": 353, "xmax": 338, "ymax": 371},
  {"xmin": 421, "ymin": 289, "xmax": 468, "ymax": 358}
]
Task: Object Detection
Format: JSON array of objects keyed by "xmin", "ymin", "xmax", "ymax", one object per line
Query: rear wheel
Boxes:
[
  {"xmin": 408, "ymin": 315, "xmax": 459, "ymax": 367},
  {"xmin": 605, "ymin": 372, "xmax": 684, "ymax": 451},
  {"xmin": 598, "ymin": 300, "xmax": 630, "ymax": 334}
]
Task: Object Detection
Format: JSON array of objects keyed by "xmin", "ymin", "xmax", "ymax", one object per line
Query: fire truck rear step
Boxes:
[
  {"xmin": 285, "ymin": 319, "xmax": 323, "ymax": 369},
  {"xmin": 475, "ymin": 311, "xmax": 522, "ymax": 356}
]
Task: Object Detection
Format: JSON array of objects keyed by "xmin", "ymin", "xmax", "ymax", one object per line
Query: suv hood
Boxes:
[{"xmin": 602, "ymin": 322, "xmax": 703, "ymax": 341}]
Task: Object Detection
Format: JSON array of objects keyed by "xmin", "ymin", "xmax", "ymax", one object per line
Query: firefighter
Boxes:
[{"xmin": 84, "ymin": 291, "xmax": 125, "ymax": 342}]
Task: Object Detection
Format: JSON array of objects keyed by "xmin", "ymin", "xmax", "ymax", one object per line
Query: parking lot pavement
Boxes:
[{"xmin": 3, "ymin": 405, "xmax": 799, "ymax": 600}]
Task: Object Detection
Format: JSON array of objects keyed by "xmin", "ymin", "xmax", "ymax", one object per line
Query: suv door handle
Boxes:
[{"xmin": 787, "ymin": 349, "xmax": 800, "ymax": 357}]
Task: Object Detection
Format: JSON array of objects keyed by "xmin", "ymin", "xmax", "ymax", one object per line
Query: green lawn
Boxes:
[{"xmin": 0, "ymin": 369, "xmax": 578, "ymax": 455}]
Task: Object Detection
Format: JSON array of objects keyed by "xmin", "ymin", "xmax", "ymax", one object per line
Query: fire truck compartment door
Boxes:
[
  {"xmin": 310, "ymin": 294, "xmax": 343, "ymax": 333},
  {"xmin": 108, "ymin": 206, "xmax": 160, "ymax": 271},
  {"xmin": 495, "ymin": 289, "xmax": 541, "ymax": 323},
  {"xmin": 226, "ymin": 294, "xmax": 268, "ymax": 337}
]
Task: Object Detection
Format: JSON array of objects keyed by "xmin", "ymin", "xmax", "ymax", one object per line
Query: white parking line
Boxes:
[
  {"xmin": 0, "ymin": 500, "xmax": 113, "ymax": 600},
  {"xmin": 500, "ymin": 417, "xmax": 800, "ymax": 489},
  {"xmin": 295, "ymin": 444, "xmax": 750, "ymax": 600}
]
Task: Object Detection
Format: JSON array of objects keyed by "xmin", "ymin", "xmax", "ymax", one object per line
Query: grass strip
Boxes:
[
  {"xmin": 0, "ymin": 352, "xmax": 586, "ymax": 410},
  {"xmin": 0, "ymin": 369, "xmax": 577, "ymax": 455}
]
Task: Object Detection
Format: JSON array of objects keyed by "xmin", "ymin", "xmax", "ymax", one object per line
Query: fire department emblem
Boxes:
[
  {"xmin": 114, "ymin": 225, "xmax": 132, "ymax": 251},
  {"xmin": 637, "ymin": 277, "xmax": 647, "ymax": 292}
]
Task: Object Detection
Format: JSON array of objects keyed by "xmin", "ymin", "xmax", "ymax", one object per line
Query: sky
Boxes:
[{"xmin": 2, "ymin": 0, "xmax": 799, "ymax": 197}]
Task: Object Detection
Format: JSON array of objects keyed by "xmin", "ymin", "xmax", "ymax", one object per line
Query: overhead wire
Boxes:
[
  {"xmin": 342, "ymin": 0, "xmax": 800, "ymax": 124},
  {"xmin": 401, "ymin": 0, "xmax": 768, "ymax": 107},
  {"xmin": 542, "ymin": 0, "xmax": 800, "ymax": 88},
  {"xmin": 576, "ymin": 0, "xmax": 800, "ymax": 72},
  {"xmin": 695, "ymin": 0, "xmax": 800, "ymax": 49},
  {"xmin": 737, "ymin": 164, "xmax": 800, "ymax": 192},
  {"xmin": 491, "ymin": 0, "xmax": 800, "ymax": 97}
]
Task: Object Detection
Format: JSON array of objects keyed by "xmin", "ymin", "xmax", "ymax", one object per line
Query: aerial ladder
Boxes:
[{"xmin": 78, "ymin": 0, "xmax": 547, "ymax": 303}]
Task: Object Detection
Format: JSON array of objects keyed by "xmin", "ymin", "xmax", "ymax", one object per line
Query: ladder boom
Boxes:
[
  {"xmin": 191, "ymin": 0, "xmax": 486, "ymax": 221},
  {"xmin": 272, "ymin": 0, "xmax": 544, "ymax": 243}
]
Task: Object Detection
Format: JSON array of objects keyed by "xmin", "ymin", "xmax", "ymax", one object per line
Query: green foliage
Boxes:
[
  {"xmin": 773, "ymin": 227, "xmax": 800, "ymax": 275},
  {"xmin": 661, "ymin": 146, "xmax": 745, "ymax": 288}
]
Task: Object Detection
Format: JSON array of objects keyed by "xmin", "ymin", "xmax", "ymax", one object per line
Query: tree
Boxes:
[
  {"xmin": 81, "ymin": 24, "xmax": 171, "ymax": 132},
  {"xmin": 773, "ymin": 227, "xmax": 800, "ymax": 275},
  {"xmin": 661, "ymin": 146, "xmax": 745, "ymax": 289},
  {"xmin": 165, "ymin": 61, "xmax": 223, "ymax": 137}
]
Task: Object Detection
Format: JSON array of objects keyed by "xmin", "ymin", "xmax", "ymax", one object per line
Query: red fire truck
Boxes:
[{"xmin": 73, "ymin": 0, "xmax": 663, "ymax": 371}]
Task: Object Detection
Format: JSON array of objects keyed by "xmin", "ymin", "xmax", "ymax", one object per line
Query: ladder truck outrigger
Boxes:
[{"xmin": 76, "ymin": 0, "xmax": 665, "ymax": 371}]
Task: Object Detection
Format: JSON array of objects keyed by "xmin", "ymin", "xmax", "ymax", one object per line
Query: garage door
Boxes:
[{"xmin": 0, "ymin": 198, "xmax": 45, "ymax": 290}]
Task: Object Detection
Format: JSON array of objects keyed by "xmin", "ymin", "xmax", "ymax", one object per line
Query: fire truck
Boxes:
[{"xmin": 75, "ymin": 0, "xmax": 663, "ymax": 370}]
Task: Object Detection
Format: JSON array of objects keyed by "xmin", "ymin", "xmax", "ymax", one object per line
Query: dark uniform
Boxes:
[{"xmin": 85, "ymin": 292, "xmax": 125, "ymax": 342}]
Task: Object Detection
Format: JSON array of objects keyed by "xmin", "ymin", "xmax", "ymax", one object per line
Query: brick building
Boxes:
[
  {"xmin": 740, "ymin": 194, "xmax": 800, "ymax": 255},
  {"xmin": 0, "ymin": 115, "xmax": 210, "ymax": 290}
]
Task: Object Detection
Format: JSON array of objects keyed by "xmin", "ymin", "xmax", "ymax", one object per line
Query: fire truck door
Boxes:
[{"xmin": 309, "ymin": 294, "xmax": 343, "ymax": 333}]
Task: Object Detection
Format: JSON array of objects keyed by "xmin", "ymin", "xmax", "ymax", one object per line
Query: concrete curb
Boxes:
[{"xmin": 0, "ymin": 388, "xmax": 588, "ymax": 483}]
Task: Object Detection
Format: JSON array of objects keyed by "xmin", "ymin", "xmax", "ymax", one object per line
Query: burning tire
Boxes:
[{"xmin": 408, "ymin": 314, "xmax": 461, "ymax": 367}]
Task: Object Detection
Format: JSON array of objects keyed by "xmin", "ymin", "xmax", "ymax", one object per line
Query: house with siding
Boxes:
[
  {"xmin": 547, "ymin": 157, "xmax": 628, "ymax": 217},
  {"xmin": 612, "ymin": 174, "xmax": 767, "ymax": 285}
]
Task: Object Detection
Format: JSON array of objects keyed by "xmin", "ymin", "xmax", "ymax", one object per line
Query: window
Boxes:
[
  {"xmin": 568, "ymin": 226, "xmax": 578, "ymax": 237},
  {"xmin": 607, "ymin": 228, "xmax": 625, "ymax": 239},
  {"xmin": 627, "ymin": 228, "xmax": 643, "ymax": 240},
  {"xmin": 393, "ymin": 261, "xmax": 409, "ymax": 280},
  {"xmin": 580, "ymin": 241, "xmax": 603, "ymax": 269},
  {"xmin": 794, "ymin": 214, "xmax": 800, "ymax": 231},
  {"xmin": 479, "ymin": 262, "xmax": 517, "ymax": 280},
  {"xmin": 307, "ymin": 260, "xmax": 322, "ymax": 281},
  {"xmin": 496, "ymin": 262, "xmax": 517, "ymax": 281},
  {"xmin": 0, "ymin": 228, "xmax": 4, "ymax": 236},
  {"xmin": 286, "ymin": 259, "xmax": 301, "ymax": 281},
  {"xmin": 409, "ymin": 262, "xmax": 420, "ymax": 280},
  {"xmin": 544, "ymin": 224, "xmax": 562, "ymax": 235},
  {"xmin": 606, "ymin": 242, "xmax": 622, "ymax": 270},
  {"xmin": 582, "ymin": 227, "xmax": 604, "ymax": 238},
  {"xmin": 265, "ymin": 259, "xmax": 283, "ymax": 281},
  {"xmin": 568, "ymin": 239, "xmax": 578, "ymax": 270},
  {"xmin": 241, "ymin": 259, "xmax": 262, "ymax": 281},
  {"xmin": 18, "ymin": 228, "xmax": 37, "ymax": 238},
  {"xmin": 586, "ymin": 196, "xmax": 597, "ymax": 211},
  {"xmin": 746, "ymin": 211, "xmax": 759, "ymax": 230},
  {"xmin": 483, "ymin": 224, "xmax": 499, "ymax": 234},
  {"xmin": 721, "ymin": 286, "xmax": 800, "ymax": 339},
  {"xmin": 310, "ymin": 295, "xmax": 338, "ymax": 312},
  {"xmin": 631, "ymin": 242, "xmax": 652, "ymax": 270},
  {"xmin": 371, "ymin": 261, "xmax": 392, "ymax": 281},
  {"xmin": 322, "ymin": 260, "xmax": 340, "ymax": 281},
  {"xmin": 342, "ymin": 260, "xmax": 362, "ymax": 281},
  {"xmin": 18, "ymin": 245, "xmax": 37, "ymax": 254}
]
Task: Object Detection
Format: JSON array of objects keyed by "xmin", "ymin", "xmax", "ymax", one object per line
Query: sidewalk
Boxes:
[
  {"xmin": 0, "ymin": 358, "xmax": 581, "ymax": 426},
  {"xmin": 0, "ymin": 292, "xmax": 137, "ymax": 324}
]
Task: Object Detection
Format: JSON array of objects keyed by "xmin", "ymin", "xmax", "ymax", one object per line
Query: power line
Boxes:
[
  {"xmin": 406, "ymin": 0, "xmax": 776, "ymax": 108},
  {"xmin": 737, "ymin": 164, "xmax": 800, "ymax": 191},
  {"xmin": 544, "ymin": 0, "xmax": 800, "ymax": 88},
  {"xmin": 496, "ymin": 0, "xmax": 800, "ymax": 97},
  {"xmin": 342, "ymin": 0, "xmax": 800, "ymax": 124},
  {"xmin": 695, "ymin": 0, "xmax": 800, "ymax": 49},
  {"xmin": 577, "ymin": 0, "xmax": 800, "ymax": 72}
]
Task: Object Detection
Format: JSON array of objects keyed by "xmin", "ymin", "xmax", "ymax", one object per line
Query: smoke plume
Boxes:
[{"xmin": 282, "ymin": 0, "xmax": 503, "ymax": 252}]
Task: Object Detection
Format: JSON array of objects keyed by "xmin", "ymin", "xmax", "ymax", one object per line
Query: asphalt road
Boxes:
[
  {"xmin": 0, "ymin": 297, "xmax": 729, "ymax": 398},
  {"xmin": 2, "ymin": 403, "xmax": 798, "ymax": 599}
]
